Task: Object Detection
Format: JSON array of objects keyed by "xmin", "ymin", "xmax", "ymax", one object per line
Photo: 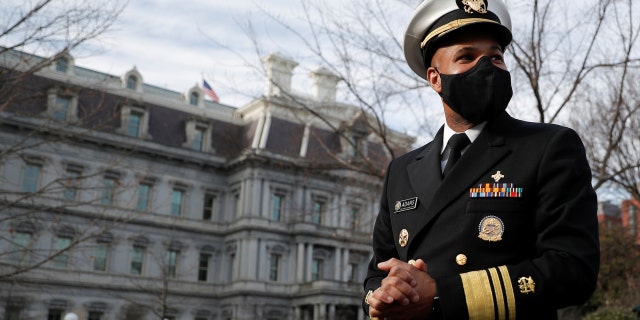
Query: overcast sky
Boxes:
[{"xmin": 75, "ymin": 0, "xmax": 373, "ymax": 108}]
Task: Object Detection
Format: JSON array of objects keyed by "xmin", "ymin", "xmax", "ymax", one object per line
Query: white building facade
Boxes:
[{"xmin": 0, "ymin": 51, "xmax": 413, "ymax": 320}]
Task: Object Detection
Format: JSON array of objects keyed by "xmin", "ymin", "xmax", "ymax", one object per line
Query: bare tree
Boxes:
[
  {"xmin": 224, "ymin": 0, "xmax": 640, "ymax": 193},
  {"xmin": 213, "ymin": 0, "xmax": 640, "ymax": 317},
  {"xmin": 0, "ymin": 0, "xmax": 129, "ymax": 281},
  {"xmin": 210, "ymin": 0, "xmax": 426, "ymax": 177},
  {"xmin": 1, "ymin": 0, "xmax": 128, "ymax": 109}
]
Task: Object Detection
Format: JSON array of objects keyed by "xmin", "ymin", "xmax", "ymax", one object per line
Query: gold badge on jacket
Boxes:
[
  {"xmin": 518, "ymin": 276, "xmax": 536, "ymax": 294},
  {"xmin": 478, "ymin": 215, "xmax": 504, "ymax": 242},
  {"xmin": 394, "ymin": 197, "xmax": 418, "ymax": 213},
  {"xmin": 399, "ymin": 229, "xmax": 409, "ymax": 247}
]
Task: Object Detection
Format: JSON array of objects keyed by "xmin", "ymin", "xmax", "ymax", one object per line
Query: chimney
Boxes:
[
  {"xmin": 262, "ymin": 53, "xmax": 298, "ymax": 97},
  {"xmin": 310, "ymin": 67, "xmax": 340, "ymax": 103}
]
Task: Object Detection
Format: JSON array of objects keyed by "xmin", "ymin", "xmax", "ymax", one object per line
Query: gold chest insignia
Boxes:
[
  {"xmin": 398, "ymin": 229, "xmax": 409, "ymax": 247},
  {"xmin": 478, "ymin": 215, "xmax": 504, "ymax": 242},
  {"xmin": 518, "ymin": 276, "xmax": 536, "ymax": 294},
  {"xmin": 462, "ymin": 0, "xmax": 488, "ymax": 14},
  {"xmin": 491, "ymin": 170, "xmax": 505, "ymax": 182}
]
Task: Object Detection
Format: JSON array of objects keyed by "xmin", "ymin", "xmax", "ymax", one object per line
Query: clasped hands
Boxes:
[{"xmin": 368, "ymin": 258, "xmax": 437, "ymax": 320}]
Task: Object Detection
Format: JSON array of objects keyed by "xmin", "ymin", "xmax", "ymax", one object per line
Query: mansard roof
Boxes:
[{"xmin": 1, "ymin": 49, "xmax": 414, "ymax": 175}]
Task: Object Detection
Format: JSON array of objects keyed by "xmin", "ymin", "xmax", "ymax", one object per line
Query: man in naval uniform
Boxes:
[{"xmin": 363, "ymin": 0, "xmax": 600, "ymax": 319}]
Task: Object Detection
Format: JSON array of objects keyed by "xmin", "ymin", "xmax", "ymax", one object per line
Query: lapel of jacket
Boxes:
[
  {"xmin": 407, "ymin": 127, "xmax": 444, "ymax": 214},
  {"xmin": 407, "ymin": 115, "xmax": 513, "ymax": 236}
]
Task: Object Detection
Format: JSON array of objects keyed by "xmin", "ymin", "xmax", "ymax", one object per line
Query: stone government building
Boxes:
[{"xmin": 0, "ymin": 50, "xmax": 414, "ymax": 320}]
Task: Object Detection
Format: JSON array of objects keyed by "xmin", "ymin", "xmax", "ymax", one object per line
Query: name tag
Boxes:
[{"xmin": 394, "ymin": 197, "xmax": 418, "ymax": 213}]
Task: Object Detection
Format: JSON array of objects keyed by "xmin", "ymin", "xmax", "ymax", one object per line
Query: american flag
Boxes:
[{"xmin": 202, "ymin": 79, "xmax": 220, "ymax": 102}]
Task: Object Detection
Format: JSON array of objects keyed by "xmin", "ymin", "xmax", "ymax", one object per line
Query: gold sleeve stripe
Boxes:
[
  {"xmin": 488, "ymin": 268, "xmax": 506, "ymax": 320},
  {"xmin": 498, "ymin": 266, "xmax": 516, "ymax": 320},
  {"xmin": 460, "ymin": 269, "xmax": 494, "ymax": 319},
  {"xmin": 460, "ymin": 266, "xmax": 517, "ymax": 320}
]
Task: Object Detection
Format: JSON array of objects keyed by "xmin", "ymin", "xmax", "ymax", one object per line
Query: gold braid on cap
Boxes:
[{"xmin": 420, "ymin": 18, "xmax": 501, "ymax": 49}]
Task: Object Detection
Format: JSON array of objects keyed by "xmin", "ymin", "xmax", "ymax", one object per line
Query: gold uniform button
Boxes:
[{"xmin": 456, "ymin": 254, "xmax": 467, "ymax": 266}]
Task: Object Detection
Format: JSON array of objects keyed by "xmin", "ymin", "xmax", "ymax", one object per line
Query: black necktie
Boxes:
[{"xmin": 443, "ymin": 133, "xmax": 471, "ymax": 177}]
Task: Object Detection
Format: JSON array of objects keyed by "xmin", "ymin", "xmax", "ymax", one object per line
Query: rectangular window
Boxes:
[
  {"xmin": 269, "ymin": 253, "xmax": 280, "ymax": 281},
  {"xmin": 170, "ymin": 189, "xmax": 184, "ymax": 216},
  {"xmin": 311, "ymin": 258, "xmax": 323, "ymax": 281},
  {"xmin": 22, "ymin": 163, "xmax": 41, "ymax": 193},
  {"xmin": 228, "ymin": 253, "xmax": 236, "ymax": 280},
  {"xmin": 349, "ymin": 206, "xmax": 360, "ymax": 230},
  {"xmin": 130, "ymin": 245, "xmax": 145, "ymax": 275},
  {"xmin": 63, "ymin": 166, "xmax": 81, "ymax": 201},
  {"xmin": 233, "ymin": 193, "xmax": 241, "ymax": 217},
  {"xmin": 47, "ymin": 308, "xmax": 64, "ymax": 320},
  {"xmin": 127, "ymin": 111, "xmax": 143, "ymax": 137},
  {"xmin": 203, "ymin": 193, "xmax": 216, "ymax": 220},
  {"xmin": 53, "ymin": 96, "xmax": 71, "ymax": 121},
  {"xmin": 349, "ymin": 263, "xmax": 359, "ymax": 282},
  {"xmin": 312, "ymin": 199, "xmax": 326, "ymax": 224},
  {"xmin": 5, "ymin": 305, "xmax": 21, "ymax": 320},
  {"xmin": 271, "ymin": 194, "xmax": 284, "ymax": 221},
  {"xmin": 13, "ymin": 231, "xmax": 32, "ymax": 263},
  {"xmin": 93, "ymin": 243, "xmax": 109, "ymax": 271},
  {"xmin": 192, "ymin": 126, "xmax": 206, "ymax": 151},
  {"xmin": 165, "ymin": 250, "xmax": 179, "ymax": 278},
  {"xmin": 349, "ymin": 135, "xmax": 361, "ymax": 157},
  {"xmin": 101, "ymin": 176, "xmax": 117, "ymax": 205},
  {"xmin": 137, "ymin": 183, "xmax": 152, "ymax": 211},
  {"xmin": 87, "ymin": 311, "xmax": 102, "ymax": 320},
  {"xmin": 198, "ymin": 253, "xmax": 210, "ymax": 282},
  {"xmin": 53, "ymin": 236, "xmax": 72, "ymax": 268}
]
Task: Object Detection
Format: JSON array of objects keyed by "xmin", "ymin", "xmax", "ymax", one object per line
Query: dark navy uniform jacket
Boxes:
[{"xmin": 364, "ymin": 112, "xmax": 599, "ymax": 319}]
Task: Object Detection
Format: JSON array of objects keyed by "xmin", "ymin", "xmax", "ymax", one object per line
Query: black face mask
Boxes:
[{"xmin": 437, "ymin": 56, "xmax": 513, "ymax": 124}]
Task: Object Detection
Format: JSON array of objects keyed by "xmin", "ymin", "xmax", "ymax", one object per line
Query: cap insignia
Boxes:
[
  {"xmin": 478, "ymin": 215, "xmax": 504, "ymax": 242},
  {"xmin": 457, "ymin": 0, "xmax": 488, "ymax": 14}
]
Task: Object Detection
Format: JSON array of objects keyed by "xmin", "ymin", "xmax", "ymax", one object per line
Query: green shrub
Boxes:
[{"xmin": 583, "ymin": 307, "xmax": 636, "ymax": 320}]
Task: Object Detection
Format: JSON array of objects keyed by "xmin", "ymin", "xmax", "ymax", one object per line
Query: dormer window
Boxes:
[
  {"xmin": 52, "ymin": 53, "xmax": 74, "ymax": 75},
  {"xmin": 185, "ymin": 85, "xmax": 204, "ymax": 108},
  {"xmin": 117, "ymin": 105, "xmax": 151, "ymax": 139},
  {"xmin": 128, "ymin": 111, "xmax": 142, "ymax": 136},
  {"xmin": 55, "ymin": 58, "xmax": 69, "ymax": 73},
  {"xmin": 53, "ymin": 96, "xmax": 71, "ymax": 121},
  {"xmin": 46, "ymin": 88, "xmax": 78, "ymax": 122},
  {"xmin": 183, "ymin": 120, "xmax": 213, "ymax": 152},
  {"xmin": 123, "ymin": 68, "xmax": 143, "ymax": 92},
  {"xmin": 349, "ymin": 135, "xmax": 365, "ymax": 157},
  {"xmin": 126, "ymin": 75, "xmax": 138, "ymax": 90},
  {"xmin": 340, "ymin": 112, "xmax": 371, "ymax": 160},
  {"xmin": 190, "ymin": 92, "xmax": 199, "ymax": 106}
]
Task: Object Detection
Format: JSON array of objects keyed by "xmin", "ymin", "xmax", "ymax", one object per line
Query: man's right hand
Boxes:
[{"xmin": 368, "ymin": 259, "xmax": 437, "ymax": 320}]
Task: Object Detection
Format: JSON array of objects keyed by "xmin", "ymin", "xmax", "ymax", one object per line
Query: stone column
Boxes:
[
  {"xmin": 342, "ymin": 249, "xmax": 351, "ymax": 282},
  {"xmin": 334, "ymin": 247, "xmax": 341, "ymax": 281},
  {"xmin": 306, "ymin": 243, "xmax": 313, "ymax": 281},
  {"xmin": 328, "ymin": 304, "xmax": 336, "ymax": 319},
  {"xmin": 297, "ymin": 242, "xmax": 305, "ymax": 282}
]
